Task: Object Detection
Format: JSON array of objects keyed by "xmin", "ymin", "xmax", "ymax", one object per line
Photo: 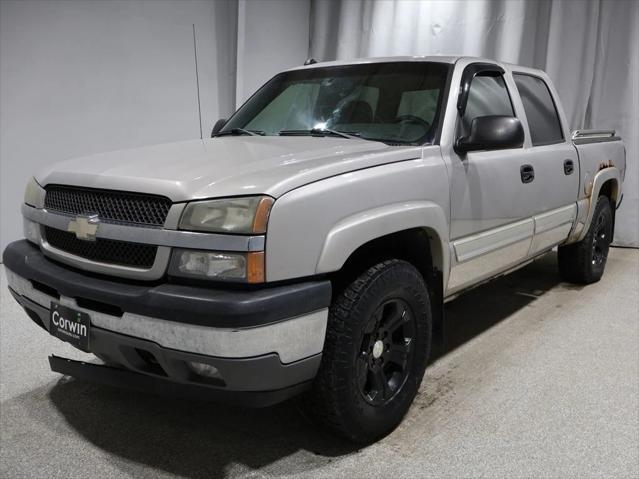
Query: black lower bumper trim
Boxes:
[
  {"xmin": 49, "ymin": 355, "xmax": 311, "ymax": 408},
  {"xmin": 3, "ymin": 240, "xmax": 331, "ymax": 328},
  {"xmin": 10, "ymin": 288, "xmax": 321, "ymax": 394}
]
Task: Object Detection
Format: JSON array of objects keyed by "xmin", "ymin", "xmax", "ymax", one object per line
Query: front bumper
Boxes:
[
  {"xmin": 47, "ymin": 356, "xmax": 311, "ymax": 407},
  {"xmin": 4, "ymin": 240, "xmax": 331, "ymax": 405}
]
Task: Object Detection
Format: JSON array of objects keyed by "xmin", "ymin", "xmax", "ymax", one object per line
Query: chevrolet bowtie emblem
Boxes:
[{"xmin": 67, "ymin": 214, "xmax": 100, "ymax": 241}]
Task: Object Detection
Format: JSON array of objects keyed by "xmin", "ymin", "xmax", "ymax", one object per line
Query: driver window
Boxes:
[
  {"xmin": 327, "ymin": 85, "xmax": 379, "ymax": 126},
  {"xmin": 460, "ymin": 74, "xmax": 514, "ymax": 136},
  {"xmin": 246, "ymin": 83, "xmax": 321, "ymax": 134},
  {"xmin": 398, "ymin": 89, "xmax": 440, "ymax": 125}
]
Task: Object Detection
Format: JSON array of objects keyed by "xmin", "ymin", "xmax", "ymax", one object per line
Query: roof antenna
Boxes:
[
  {"xmin": 304, "ymin": 58, "xmax": 317, "ymax": 66},
  {"xmin": 192, "ymin": 24, "xmax": 203, "ymax": 140}
]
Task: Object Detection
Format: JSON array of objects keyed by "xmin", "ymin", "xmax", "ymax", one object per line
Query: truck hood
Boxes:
[{"xmin": 36, "ymin": 137, "xmax": 422, "ymax": 201}]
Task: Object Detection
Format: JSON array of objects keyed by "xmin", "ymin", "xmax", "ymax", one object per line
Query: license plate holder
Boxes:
[{"xmin": 49, "ymin": 302, "xmax": 90, "ymax": 352}]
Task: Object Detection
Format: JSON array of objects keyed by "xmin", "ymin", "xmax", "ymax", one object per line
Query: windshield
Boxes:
[{"xmin": 222, "ymin": 62, "xmax": 451, "ymax": 145}]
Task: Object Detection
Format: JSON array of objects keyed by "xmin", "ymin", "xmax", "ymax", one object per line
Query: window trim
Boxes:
[
  {"xmin": 457, "ymin": 62, "xmax": 508, "ymax": 116},
  {"xmin": 512, "ymin": 72, "xmax": 565, "ymax": 147},
  {"xmin": 431, "ymin": 63, "xmax": 454, "ymax": 146},
  {"xmin": 461, "ymin": 71, "xmax": 517, "ymax": 121},
  {"xmin": 223, "ymin": 61, "xmax": 453, "ymax": 147},
  {"xmin": 454, "ymin": 66, "xmax": 520, "ymax": 151}
]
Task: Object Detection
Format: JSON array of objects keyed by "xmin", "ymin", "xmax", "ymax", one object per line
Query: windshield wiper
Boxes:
[
  {"xmin": 212, "ymin": 128, "xmax": 264, "ymax": 137},
  {"xmin": 279, "ymin": 128, "xmax": 361, "ymax": 140}
]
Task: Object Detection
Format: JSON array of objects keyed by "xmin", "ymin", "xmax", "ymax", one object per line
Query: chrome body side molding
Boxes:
[
  {"xmin": 529, "ymin": 204, "xmax": 577, "ymax": 255},
  {"xmin": 453, "ymin": 218, "xmax": 533, "ymax": 264},
  {"xmin": 447, "ymin": 204, "xmax": 577, "ymax": 296},
  {"xmin": 448, "ymin": 218, "xmax": 534, "ymax": 294}
]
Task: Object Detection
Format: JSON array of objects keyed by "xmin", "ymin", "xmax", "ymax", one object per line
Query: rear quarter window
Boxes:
[{"xmin": 513, "ymin": 74, "xmax": 564, "ymax": 146}]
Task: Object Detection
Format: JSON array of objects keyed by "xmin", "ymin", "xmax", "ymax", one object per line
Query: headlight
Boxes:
[
  {"xmin": 179, "ymin": 196, "xmax": 274, "ymax": 234},
  {"xmin": 24, "ymin": 177, "xmax": 44, "ymax": 208},
  {"xmin": 169, "ymin": 249, "xmax": 265, "ymax": 283}
]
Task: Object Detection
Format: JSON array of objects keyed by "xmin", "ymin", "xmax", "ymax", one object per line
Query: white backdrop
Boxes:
[
  {"xmin": 0, "ymin": 0, "xmax": 310, "ymax": 254},
  {"xmin": 311, "ymin": 0, "xmax": 638, "ymax": 247},
  {"xmin": 0, "ymin": 0, "xmax": 238, "ymax": 252},
  {"xmin": 235, "ymin": 0, "xmax": 310, "ymax": 107},
  {"xmin": 1, "ymin": 0, "xmax": 636, "ymax": 250}
]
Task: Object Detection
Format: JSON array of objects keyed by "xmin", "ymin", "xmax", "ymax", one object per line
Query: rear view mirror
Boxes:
[
  {"xmin": 455, "ymin": 115, "xmax": 524, "ymax": 154},
  {"xmin": 211, "ymin": 119, "xmax": 227, "ymax": 137}
]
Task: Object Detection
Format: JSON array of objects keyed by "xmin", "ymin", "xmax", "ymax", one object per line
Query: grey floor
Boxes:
[{"xmin": 1, "ymin": 248, "xmax": 638, "ymax": 479}]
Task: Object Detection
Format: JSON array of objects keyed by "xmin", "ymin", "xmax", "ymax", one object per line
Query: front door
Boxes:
[{"xmin": 445, "ymin": 65, "xmax": 536, "ymax": 294}]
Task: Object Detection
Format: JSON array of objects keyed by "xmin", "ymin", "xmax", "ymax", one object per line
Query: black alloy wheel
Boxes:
[
  {"xmin": 358, "ymin": 298, "xmax": 416, "ymax": 406},
  {"xmin": 558, "ymin": 195, "xmax": 613, "ymax": 284},
  {"xmin": 306, "ymin": 259, "xmax": 432, "ymax": 443},
  {"xmin": 591, "ymin": 211, "xmax": 610, "ymax": 267}
]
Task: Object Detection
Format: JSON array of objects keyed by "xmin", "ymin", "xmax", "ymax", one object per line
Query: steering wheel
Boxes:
[{"xmin": 393, "ymin": 115, "xmax": 430, "ymax": 130}]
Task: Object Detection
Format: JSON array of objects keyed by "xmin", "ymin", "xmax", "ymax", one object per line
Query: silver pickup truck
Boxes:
[{"xmin": 3, "ymin": 56, "xmax": 626, "ymax": 443}]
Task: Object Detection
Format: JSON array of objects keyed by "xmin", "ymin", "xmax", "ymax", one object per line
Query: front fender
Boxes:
[
  {"xmin": 265, "ymin": 150, "xmax": 451, "ymax": 283},
  {"xmin": 316, "ymin": 201, "xmax": 450, "ymax": 286}
]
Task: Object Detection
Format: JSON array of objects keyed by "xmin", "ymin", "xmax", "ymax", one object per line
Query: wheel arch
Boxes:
[
  {"xmin": 317, "ymin": 202, "xmax": 449, "ymax": 328},
  {"xmin": 597, "ymin": 177, "xmax": 620, "ymax": 203},
  {"xmin": 316, "ymin": 201, "xmax": 449, "ymax": 286},
  {"xmin": 577, "ymin": 167, "xmax": 621, "ymax": 242}
]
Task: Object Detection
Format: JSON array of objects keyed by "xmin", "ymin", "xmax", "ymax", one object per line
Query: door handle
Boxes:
[
  {"xmin": 520, "ymin": 164, "xmax": 535, "ymax": 183},
  {"xmin": 564, "ymin": 159, "xmax": 574, "ymax": 175}
]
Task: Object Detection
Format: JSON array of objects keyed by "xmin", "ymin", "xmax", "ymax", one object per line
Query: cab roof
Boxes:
[
  {"xmin": 286, "ymin": 55, "xmax": 546, "ymax": 77},
  {"xmin": 286, "ymin": 55, "xmax": 461, "ymax": 72}
]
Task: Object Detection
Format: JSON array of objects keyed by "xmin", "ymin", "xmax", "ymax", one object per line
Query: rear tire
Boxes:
[
  {"xmin": 306, "ymin": 259, "xmax": 432, "ymax": 443},
  {"xmin": 558, "ymin": 196, "xmax": 613, "ymax": 284}
]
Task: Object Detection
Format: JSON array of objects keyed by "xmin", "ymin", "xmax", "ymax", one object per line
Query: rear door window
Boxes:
[{"xmin": 513, "ymin": 74, "xmax": 564, "ymax": 146}]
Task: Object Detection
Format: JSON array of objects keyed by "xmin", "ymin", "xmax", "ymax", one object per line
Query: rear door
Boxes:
[{"xmin": 512, "ymin": 72, "xmax": 579, "ymax": 255}]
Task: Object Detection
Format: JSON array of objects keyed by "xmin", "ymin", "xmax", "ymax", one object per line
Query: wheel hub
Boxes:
[
  {"xmin": 357, "ymin": 298, "xmax": 416, "ymax": 407},
  {"xmin": 592, "ymin": 210, "xmax": 610, "ymax": 266},
  {"xmin": 372, "ymin": 340, "xmax": 384, "ymax": 359}
]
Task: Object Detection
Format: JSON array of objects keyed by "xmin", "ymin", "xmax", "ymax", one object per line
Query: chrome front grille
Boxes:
[
  {"xmin": 44, "ymin": 185, "xmax": 172, "ymax": 226},
  {"xmin": 44, "ymin": 226, "xmax": 157, "ymax": 269}
]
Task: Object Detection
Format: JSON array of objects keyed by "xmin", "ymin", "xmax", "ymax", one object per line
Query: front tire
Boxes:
[
  {"xmin": 307, "ymin": 259, "xmax": 432, "ymax": 443},
  {"xmin": 558, "ymin": 195, "xmax": 613, "ymax": 284}
]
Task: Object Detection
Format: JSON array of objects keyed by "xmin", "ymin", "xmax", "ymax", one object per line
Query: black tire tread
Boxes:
[
  {"xmin": 306, "ymin": 259, "xmax": 430, "ymax": 443},
  {"xmin": 558, "ymin": 196, "xmax": 612, "ymax": 284}
]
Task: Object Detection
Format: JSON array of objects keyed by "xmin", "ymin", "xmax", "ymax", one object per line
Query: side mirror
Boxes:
[
  {"xmin": 211, "ymin": 118, "xmax": 227, "ymax": 137},
  {"xmin": 455, "ymin": 115, "xmax": 524, "ymax": 154}
]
